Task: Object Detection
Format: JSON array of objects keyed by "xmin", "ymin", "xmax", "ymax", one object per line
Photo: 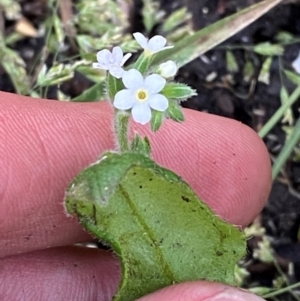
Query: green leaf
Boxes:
[
  {"xmin": 152, "ymin": 0, "xmax": 283, "ymax": 68},
  {"xmin": 275, "ymin": 31, "xmax": 296, "ymax": 44},
  {"xmin": 167, "ymin": 101, "xmax": 184, "ymax": 122},
  {"xmin": 280, "ymin": 86, "xmax": 289, "ymax": 104},
  {"xmin": 162, "ymin": 83, "xmax": 197, "ymax": 100},
  {"xmin": 71, "ymin": 81, "xmax": 106, "ymax": 102},
  {"xmin": 119, "ymin": 39, "xmax": 141, "ymax": 53},
  {"xmin": 1, "ymin": 47, "xmax": 30, "ymax": 95},
  {"xmin": 107, "ymin": 73, "xmax": 123, "ymax": 101},
  {"xmin": 141, "ymin": 0, "xmax": 161, "ymax": 33},
  {"xmin": 37, "ymin": 63, "xmax": 74, "ymax": 87},
  {"xmin": 258, "ymin": 56, "xmax": 272, "ymax": 84},
  {"xmin": 76, "ymin": 35, "xmax": 97, "ymax": 53},
  {"xmin": 280, "ymin": 86, "xmax": 294, "ymax": 126},
  {"xmin": 75, "ymin": 0, "xmax": 128, "ymax": 36},
  {"xmin": 284, "ymin": 69, "xmax": 300, "ymax": 86},
  {"xmin": 134, "ymin": 52, "xmax": 152, "ymax": 74},
  {"xmin": 76, "ymin": 34, "xmax": 116, "ymax": 54},
  {"xmin": 243, "ymin": 57, "xmax": 255, "ymax": 82},
  {"xmin": 272, "ymin": 118, "xmax": 300, "ymax": 180},
  {"xmin": 259, "ymin": 85, "xmax": 300, "ymax": 138},
  {"xmin": 65, "ymin": 152, "xmax": 246, "ymax": 301},
  {"xmin": 130, "ymin": 134, "xmax": 151, "ymax": 156},
  {"xmin": 150, "ymin": 110, "xmax": 164, "ymax": 132},
  {"xmin": 76, "ymin": 65, "xmax": 106, "ymax": 83},
  {"xmin": 53, "ymin": 14, "xmax": 65, "ymax": 44},
  {"xmin": 162, "ymin": 7, "xmax": 191, "ymax": 33},
  {"xmin": 226, "ymin": 50, "xmax": 239, "ymax": 73},
  {"xmin": 253, "ymin": 42, "xmax": 284, "ymax": 56}
]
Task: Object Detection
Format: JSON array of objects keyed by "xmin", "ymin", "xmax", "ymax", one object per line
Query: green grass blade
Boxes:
[
  {"xmin": 272, "ymin": 117, "xmax": 300, "ymax": 180},
  {"xmin": 153, "ymin": 0, "xmax": 283, "ymax": 68},
  {"xmin": 71, "ymin": 81, "xmax": 106, "ymax": 102},
  {"xmin": 259, "ymin": 85, "xmax": 300, "ymax": 138},
  {"xmin": 1, "ymin": 47, "xmax": 31, "ymax": 95},
  {"xmin": 262, "ymin": 281, "xmax": 300, "ymax": 299}
]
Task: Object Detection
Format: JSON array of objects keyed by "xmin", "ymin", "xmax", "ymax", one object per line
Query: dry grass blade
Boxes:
[
  {"xmin": 153, "ymin": 0, "xmax": 284, "ymax": 68},
  {"xmin": 59, "ymin": 0, "xmax": 77, "ymax": 49}
]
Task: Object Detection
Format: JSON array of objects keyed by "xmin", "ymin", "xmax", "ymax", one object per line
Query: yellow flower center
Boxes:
[{"xmin": 136, "ymin": 89, "xmax": 148, "ymax": 102}]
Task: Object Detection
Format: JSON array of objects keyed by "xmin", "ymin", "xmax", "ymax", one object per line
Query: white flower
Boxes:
[
  {"xmin": 93, "ymin": 46, "xmax": 132, "ymax": 79},
  {"xmin": 158, "ymin": 60, "xmax": 178, "ymax": 78},
  {"xmin": 133, "ymin": 32, "xmax": 173, "ymax": 55},
  {"xmin": 114, "ymin": 69, "xmax": 168, "ymax": 125},
  {"xmin": 292, "ymin": 51, "xmax": 300, "ymax": 74}
]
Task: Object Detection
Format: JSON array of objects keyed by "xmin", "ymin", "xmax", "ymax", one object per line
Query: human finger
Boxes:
[
  {"xmin": 137, "ymin": 281, "xmax": 265, "ymax": 301},
  {"xmin": 0, "ymin": 92, "xmax": 271, "ymax": 257},
  {"xmin": 0, "ymin": 246, "xmax": 120, "ymax": 301},
  {"xmin": 0, "ymin": 246, "xmax": 265, "ymax": 301}
]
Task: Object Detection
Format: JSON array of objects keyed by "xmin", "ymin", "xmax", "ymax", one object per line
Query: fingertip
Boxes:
[
  {"xmin": 136, "ymin": 281, "xmax": 265, "ymax": 301},
  {"xmin": 0, "ymin": 246, "xmax": 120, "ymax": 301},
  {"xmin": 0, "ymin": 92, "xmax": 271, "ymax": 257},
  {"xmin": 148, "ymin": 109, "xmax": 272, "ymax": 226}
]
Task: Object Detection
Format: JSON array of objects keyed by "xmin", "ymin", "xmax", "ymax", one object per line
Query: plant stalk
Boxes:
[{"xmin": 115, "ymin": 111, "xmax": 130, "ymax": 152}]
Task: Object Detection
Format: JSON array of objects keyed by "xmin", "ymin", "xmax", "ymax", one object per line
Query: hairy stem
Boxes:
[{"xmin": 115, "ymin": 111, "xmax": 130, "ymax": 152}]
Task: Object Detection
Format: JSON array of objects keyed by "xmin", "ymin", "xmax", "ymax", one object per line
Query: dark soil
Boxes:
[
  {"xmin": 1, "ymin": 0, "xmax": 300, "ymax": 300},
  {"xmin": 178, "ymin": 1, "xmax": 300, "ymax": 299}
]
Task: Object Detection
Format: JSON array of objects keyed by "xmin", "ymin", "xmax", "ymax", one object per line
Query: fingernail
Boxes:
[{"xmin": 206, "ymin": 288, "xmax": 265, "ymax": 301}]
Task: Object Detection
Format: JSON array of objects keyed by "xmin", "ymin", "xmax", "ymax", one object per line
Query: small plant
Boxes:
[
  {"xmin": 1, "ymin": 0, "xmax": 290, "ymax": 299},
  {"xmin": 64, "ymin": 32, "xmax": 246, "ymax": 301}
]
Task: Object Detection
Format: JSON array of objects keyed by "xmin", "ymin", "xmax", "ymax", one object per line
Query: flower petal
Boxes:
[
  {"xmin": 148, "ymin": 35, "xmax": 167, "ymax": 52},
  {"xmin": 132, "ymin": 102, "xmax": 152, "ymax": 125},
  {"xmin": 292, "ymin": 51, "xmax": 300, "ymax": 74},
  {"xmin": 114, "ymin": 89, "xmax": 135, "ymax": 110},
  {"xmin": 144, "ymin": 74, "xmax": 166, "ymax": 93},
  {"xmin": 112, "ymin": 46, "xmax": 123, "ymax": 65},
  {"xmin": 161, "ymin": 46, "xmax": 174, "ymax": 51},
  {"xmin": 92, "ymin": 62, "xmax": 108, "ymax": 70},
  {"xmin": 122, "ymin": 69, "xmax": 144, "ymax": 90},
  {"xmin": 121, "ymin": 53, "xmax": 132, "ymax": 66},
  {"xmin": 96, "ymin": 49, "xmax": 112, "ymax": 68},
  {"xmin": 109, "ymin": 66, "xmax": 124, "ymax": 79},
  {"xmin": 133, "ymin": 32, "xmax": 148, "ymax": 49},
  {"xmin": 148, "ymin": 94, "xmax": 168, "ymax": 111}
]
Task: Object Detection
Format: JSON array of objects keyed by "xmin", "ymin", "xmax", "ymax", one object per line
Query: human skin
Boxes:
[{"xmin": 0, "ymin": 92, "xmax": 271, "ymax": 300}]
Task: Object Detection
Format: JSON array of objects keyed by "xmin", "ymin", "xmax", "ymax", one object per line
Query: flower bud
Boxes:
[
  {"xmin": 292, "ymin": 51, "xmax": 300, "ymax": 74},
  {"xmin": 158, "ymin": 60, "xmax": 178, "ymax": 78}
]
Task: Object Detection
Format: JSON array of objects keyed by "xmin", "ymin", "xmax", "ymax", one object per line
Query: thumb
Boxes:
[{"xmin": 137, "ymin": 282, "xmax": 265, "ymax": 301}]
